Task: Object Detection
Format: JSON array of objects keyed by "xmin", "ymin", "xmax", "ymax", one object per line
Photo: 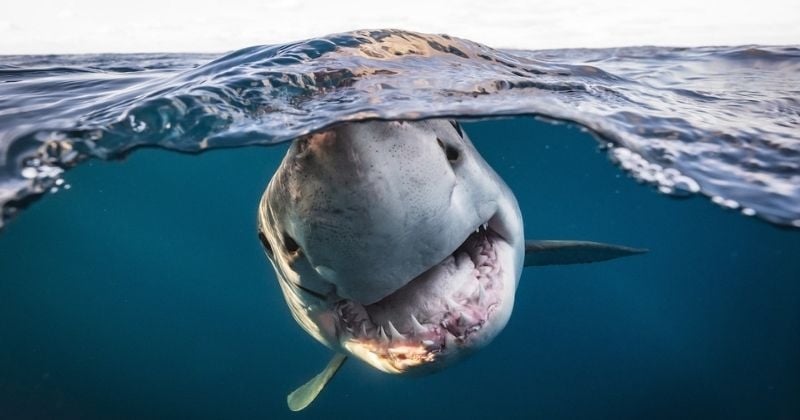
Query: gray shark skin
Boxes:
[{"xmin": 256, "ymin": 119, "xmax": 645, "ymax": 411}]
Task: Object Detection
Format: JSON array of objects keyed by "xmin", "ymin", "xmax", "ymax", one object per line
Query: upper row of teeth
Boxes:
[
  {"xmin": 474, "ymin": 222, "xmax": 489, "ymax": 234},
  {"xmin": 363, "ymin": 315, "xmax": 438, "ymax": 347}
]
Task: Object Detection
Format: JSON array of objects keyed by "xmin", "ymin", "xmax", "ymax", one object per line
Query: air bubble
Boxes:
[
  {"xmin": 722, "ymin": 199, "xmax": 739, "ymax": 209},
  {"xmin": 129, "ymin": 115, "xmax": 147, "ymax": 133},
  {"xmin": 611, "ymin": 146, "xmax": 699, "ymax": 198},
  {"xmin": 711, "ymin": 196, "xmax": 740, "ymax": 209},
  {"xmin": 672, "ymin": 176, "xmax": 700, "ymax": 194},
  {"xmin": 21, "ymin": 167, "xmax": 38, "ymax": 179}
]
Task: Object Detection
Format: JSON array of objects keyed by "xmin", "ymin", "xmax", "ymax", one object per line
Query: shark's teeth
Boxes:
[
  {"xmin": 477, "ymin": 282, "xmax": 487, "ymax": 305},
  {"xmin": 459, "ymin": 312, "xmax": 478, "ymax": 326},
  {"xmin": 338, "ymin": 215, "xmax": 503, "ymax": 355},
  {"xmin": 410, "ymin": 314, "xmax": 427, "ymax": 335},
  {"xmin": 385, "ymin": 321, "xmax": 402, "ymax": 339},
  {"xmin": 378, "ymin": 326, "xmax": 389, "ymax": 344},
  {"xmin": 444, "ymin": 296, "xmax": 460, "ymax": 310},
  {"xmin": 475, "ymin": 222, "xmax": 489, "ymax": 234}
]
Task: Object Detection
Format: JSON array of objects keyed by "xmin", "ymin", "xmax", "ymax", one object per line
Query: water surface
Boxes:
[{"xmin": 1, "ymin": 30, "xmax": 799, "ymax": 228}]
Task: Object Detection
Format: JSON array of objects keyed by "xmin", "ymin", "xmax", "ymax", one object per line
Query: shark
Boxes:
[{"xmin": 256, "ymin": 119, "xmax": 645, "ymax": 410}]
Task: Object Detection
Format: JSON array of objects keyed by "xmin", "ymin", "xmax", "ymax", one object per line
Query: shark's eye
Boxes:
[
  {"xmin": 437, "ymin": 137, "xmax": 460, "ymax": 163},
  {"xmin": 258, "ymin": 231, "xmax": 274, "ymax": 257},
  {"xmin": 283, "ymin": 232, "xmax": 301, "ymax": 253}
]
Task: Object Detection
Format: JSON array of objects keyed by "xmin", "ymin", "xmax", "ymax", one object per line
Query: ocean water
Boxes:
[
  {"xmin": 1, "ymin": 29, "xmax": 799, "ymax": 419},
  {"xmin": 1, "ymin": 117, "xmax": 799, "ymax": 419}
]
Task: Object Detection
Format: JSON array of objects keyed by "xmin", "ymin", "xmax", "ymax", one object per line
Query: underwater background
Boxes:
[
  {"xmin": 1, "ymin": 29, "xmax": 799, "ymax": 418},
  {"xmin": 1, "ymin": 117, "xmax": 799, "ymax": 419}
]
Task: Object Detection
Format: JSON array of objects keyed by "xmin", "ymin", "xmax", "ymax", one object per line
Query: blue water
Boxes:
[
  {"xmin": 1, "ymin": 117, "xmax": 798, "ymax": 419},
  {"xmin": 1, "ymin": 29, "xmax": 799, "ymax": 418}
]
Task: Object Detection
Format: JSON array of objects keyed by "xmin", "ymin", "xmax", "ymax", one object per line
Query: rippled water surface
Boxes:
[{"xmin": 1, "ymin": 30, "xmax": 799, "ymax": 228}]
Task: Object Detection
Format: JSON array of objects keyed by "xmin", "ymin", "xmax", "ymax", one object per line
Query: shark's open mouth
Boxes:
[{"xmin": 333, "ymin": 217, "xmax": 512, "ymax": 373}]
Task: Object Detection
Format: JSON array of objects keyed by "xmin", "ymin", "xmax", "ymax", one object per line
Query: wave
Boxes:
[{"xmin": 1, "ymin": 30, "xmax": 799, "ymax": 228}]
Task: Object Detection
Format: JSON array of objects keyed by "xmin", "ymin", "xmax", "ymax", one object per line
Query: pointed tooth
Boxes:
[
  {"xmin": 410, "ymin": 315, "xmax": 426, "ymax": 335},
  {"xmin": 422, "ymin": 339, "xmax": 435, "ymax": 347},
  {"xmin": 460, "ymin": 312, "xmax": 478, "ymax": 326},
  {"xmin": 378, "ymin": 326, "xmax": 389, "ymax": 343},
  {"xmin": 477, "ymin": 282, "xmax": 487, "ymax": 305},
  {"xmin": 445, "ymin": 296, "xmax": 460, "ymax": 310},
  {"xmin": 386, "ymin": 321, "xmax": 404, "ymax": 340},
  {"xmin": 360, "ymin": 323, "xmax": 368, "ymax": 337}
]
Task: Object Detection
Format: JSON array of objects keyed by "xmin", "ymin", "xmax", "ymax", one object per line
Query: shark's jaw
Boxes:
[{"xmin": 326, "ymin": 214, "xmax": 518, "ymax": 374}]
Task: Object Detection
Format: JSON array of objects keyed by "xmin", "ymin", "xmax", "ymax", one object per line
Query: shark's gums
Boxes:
[{"xmin": 257, "ymin": 119, "xmax": 645, "ymax": 410}]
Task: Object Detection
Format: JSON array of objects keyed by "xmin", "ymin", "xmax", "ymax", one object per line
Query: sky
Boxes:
[{"xmin": 1, "ymin": 0, "xmax": 799, "ymax": 54}]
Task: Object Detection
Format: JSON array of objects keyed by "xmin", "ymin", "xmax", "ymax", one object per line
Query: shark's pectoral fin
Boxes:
[
  {"xmin": 287, "ymin": 353, "xmax": 347, "ymax": 411},
  {"xmin": 524, "ymin": 240, "xmax": 647, "ymax": 267}
]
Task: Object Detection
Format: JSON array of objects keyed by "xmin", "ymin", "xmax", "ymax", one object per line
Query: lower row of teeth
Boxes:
[{"xmin": 338, "ymin": 229, "xmax": 499, "ymax": 346}]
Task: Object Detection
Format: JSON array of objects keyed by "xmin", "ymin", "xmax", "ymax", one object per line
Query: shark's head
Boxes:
[{"xmin": 258, "ymin": 119, "xmax": 524, "ymax": 374}]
